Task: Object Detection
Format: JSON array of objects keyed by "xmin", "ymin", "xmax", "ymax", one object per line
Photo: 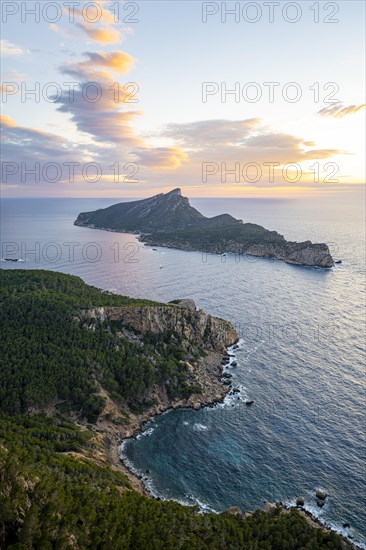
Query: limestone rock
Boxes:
[
  {"xmin": 174, "ymin": 299, "xmax": 196, "ymax": 312},
  {"xmin": 83, "ymin": 305, "xmax": 238, "ymax": 354},
  {"xmin": 227, "ymin": 506, "xmax": 242, "ymax": 516}
]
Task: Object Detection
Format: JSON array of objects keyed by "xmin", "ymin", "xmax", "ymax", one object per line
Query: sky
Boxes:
[{"xmin": 1, "ymin": 0, "xmax": 365, "ymax": 198}]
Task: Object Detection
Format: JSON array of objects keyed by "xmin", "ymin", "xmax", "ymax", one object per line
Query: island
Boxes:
[
  {"xmin": 74, "ymin": 188, "xmax": 334, "ymax": 268},
  {"xmin": 0, "ymin": 269, "xmax": 356, "ymax": 548}
]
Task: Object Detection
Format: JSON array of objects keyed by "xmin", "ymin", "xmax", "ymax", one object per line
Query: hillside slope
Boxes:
[
  {"xmin": 74, "ymin": 188, "xmax": 206, "ymax": 232},
  {"xmin": 0, "ymin": 269, "xmax": 236, "ymax": 420}
]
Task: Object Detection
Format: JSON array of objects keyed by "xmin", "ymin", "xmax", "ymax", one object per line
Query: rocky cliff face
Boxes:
[
  {"xmin": 80, "ymin": 301, "xmax": 239, "ymax": 439},
  {"xmin": 245, "ymin": 241, "xmax": 334, "ymax": 268},
  {"xmin": 141, "ymin": 237, "xmax": 334, "ymax": 268},
  {"xmin": 82, "ymin": 301, "xmax": 238, "ymax": 353}
]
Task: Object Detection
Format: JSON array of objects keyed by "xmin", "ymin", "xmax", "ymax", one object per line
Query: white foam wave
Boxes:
[
  {"xmin": 193, "ymin": 423, "xmax": 208, "ymax": 432},
  {"xmin": 136, "ymin": 427, "xmax": 155, "ymax": 439},
  {"xmin": 184, "ymin": 493, "xmax": 217, "ymax": 514}
]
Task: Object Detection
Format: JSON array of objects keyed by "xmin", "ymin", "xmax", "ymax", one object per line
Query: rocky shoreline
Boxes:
[
  {"xmin": 80, "ymin": 301, "xmax": 357, "ymax": 548},
  {"xmin": 73, "ymin": 222, "xmax": 335, "ymax": 268},
  {"xmin": 88, "ymin": 351, "xmax": 361, "ymax": 550},
  {"xmin": 140, "ymin": 236, "xmax": 334, "ymax": 268},
  {"xmin": 94, "ymin": 347, "xmax": 235, "ymax": 495},
  {"xmin": 82, "ymin": 299, "xmax": 239, "ymax": 494}
]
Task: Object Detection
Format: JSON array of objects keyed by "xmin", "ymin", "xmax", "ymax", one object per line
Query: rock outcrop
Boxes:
[
  {"xmin": 245, "ymin": 241, "xmax": 334, "ymax": 268},
  {"xmin": 82, "ymin": 301, "xmax": 238, "ymax": 354}
]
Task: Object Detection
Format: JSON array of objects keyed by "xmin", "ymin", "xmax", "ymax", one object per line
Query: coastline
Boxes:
[
  {"xmin": 97, "ymin": 348, "xmax": 233, "ymax": 496},
  {"xmin": 72, "ymin": 286, "xmax": 360, "ymax": 548},
  {"xmin": 96, "ymin": 346, "xmax": 362, "ymax": 550},
  {"xmin": 74, "ymin": 220, "xmax": 334, "ymax": 268}
]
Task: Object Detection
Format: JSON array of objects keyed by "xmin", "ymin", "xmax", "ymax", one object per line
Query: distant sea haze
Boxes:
[{"xmin": 1, "ymin": 194, "xmax": 365, "ymax": 547}]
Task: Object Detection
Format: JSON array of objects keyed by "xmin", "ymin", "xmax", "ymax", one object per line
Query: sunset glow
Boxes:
[{"xmin": 1, "ymin": 1, "xmax": 365, "ymax": 197}]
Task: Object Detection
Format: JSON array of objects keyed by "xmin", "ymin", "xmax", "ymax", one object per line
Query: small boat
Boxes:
[
  {"xmin": 4, "ymin": 258, "xmax": 21, "ymax": 262},
  {"xmin": 159, "ymin": 265, "xmax": 163, "ymax": 269},
  {"xmin": 245, "ymin": 400, "xmax": 254, "ymax": 406}
]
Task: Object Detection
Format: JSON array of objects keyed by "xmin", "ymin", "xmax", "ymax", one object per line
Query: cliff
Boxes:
[
  {"xmin": 74, "ymin": 189, "xmax": 334, "ymax": 268},
  {"xmin": 245, "ymin": 241, "xmax": 334, "ymax": 268},
  {"xmin": 81, "ymin": 300, "xmax": 239, "ymax": 438},
  {"xmin": 142, "ymin": 234, "xmax": 334, "ymax": 268},
  {"xmin": 82, "ymin": 301, "xmax": 238, "ymax": 354}
]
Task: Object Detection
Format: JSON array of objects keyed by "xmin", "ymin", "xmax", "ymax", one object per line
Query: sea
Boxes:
[{"xmin": 1, "ymin": 193, "xmax": 365, "ymax": 546}]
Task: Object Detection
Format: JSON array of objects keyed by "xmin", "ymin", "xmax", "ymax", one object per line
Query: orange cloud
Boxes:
[
  {"xmin": 133, "ymin": 147, "xmax": 189, "ymax": 170},
  {"xmin": 0, "ymin": 114, "xmax": 17, "ymax": 127},
  {"xmin": 317, "ymin": 103, "xmax": 365, "ymax": 118},
  {"xmin": 58, "ymin": 50, "xmax": 141, "ymax": 147},
  {"xmin": 77, "ymin": 23, "xmax": 122, "ymax": 44},
  {"xmin": 70, "ymin": 50, "xmax": 135, "ymax": 77},
  {"xmin": 58, "ymin": 1, "xmax": 123, "ymax": 44}
]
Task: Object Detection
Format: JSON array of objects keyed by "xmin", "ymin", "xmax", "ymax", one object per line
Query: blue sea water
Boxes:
[{"xmin": 1, "ymin": 194, "xmax": 365, "ymax": 546}]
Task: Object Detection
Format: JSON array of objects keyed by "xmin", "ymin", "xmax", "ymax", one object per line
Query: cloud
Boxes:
[
  {"xmin": 1, "ymin": 57, "xmax": 185, "ymax": 184},
  {"xmin": 165, "ymin": 118, "xmax": 262, "ymax": 149},
  {"xmin": 61, "ymin": 50, "xmax": 134, "ymax": 80},
  {"xmin": 56, "ymin": 97, "xmax": 144, "ymax": 146},
  {"xmin": 0, "ymin": 115, "xmax": 137, "ymax": 192},
  {"xmin": 56, "ymin": 50, "xmax": 141, "ymax": 147},
  {"xmin": 0, "ymin": 112, "xmax": 353, "ymax": 196},
  {"xmin": 0, "ymin": 115, "xmax": 187, "ymax": 196},
  {"xmin": 77, "ymin": 23, "xmax": 122, "ymax": 44},
  {"xmin": 317, "ymin": 103, "xmax": 365, "ymax": 118},
  {"xmin": 1, "ymin": 115, "xmax": 89, "ymax": 188},
  {"xmin": 1, "ymin": 114, "xmax": 17, "ymax": 127},
  {"xmin": 79, "ymin": 50, "xmax": 134, "ymax": 74},
  {"xmin": 133, "ymin": 147, "xmax": 188, "ymax": 170},
  {"xmin": 1, "ymin": 115, "xmax": 83, "ymax": 159},
  {"xmin": 57, "ymin": 1, "xmax": 123, "ymax": 44},
  {"xmin": 0, "ymin": 39, "xmax": 26, "ymax": 56},
  {"xmin": 147, "ymin": 118, "xmax": 348, "ymax": 189},
  {"xmin": 164, "ymin": 119, "xmax": 346, "ymax": 163}
]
